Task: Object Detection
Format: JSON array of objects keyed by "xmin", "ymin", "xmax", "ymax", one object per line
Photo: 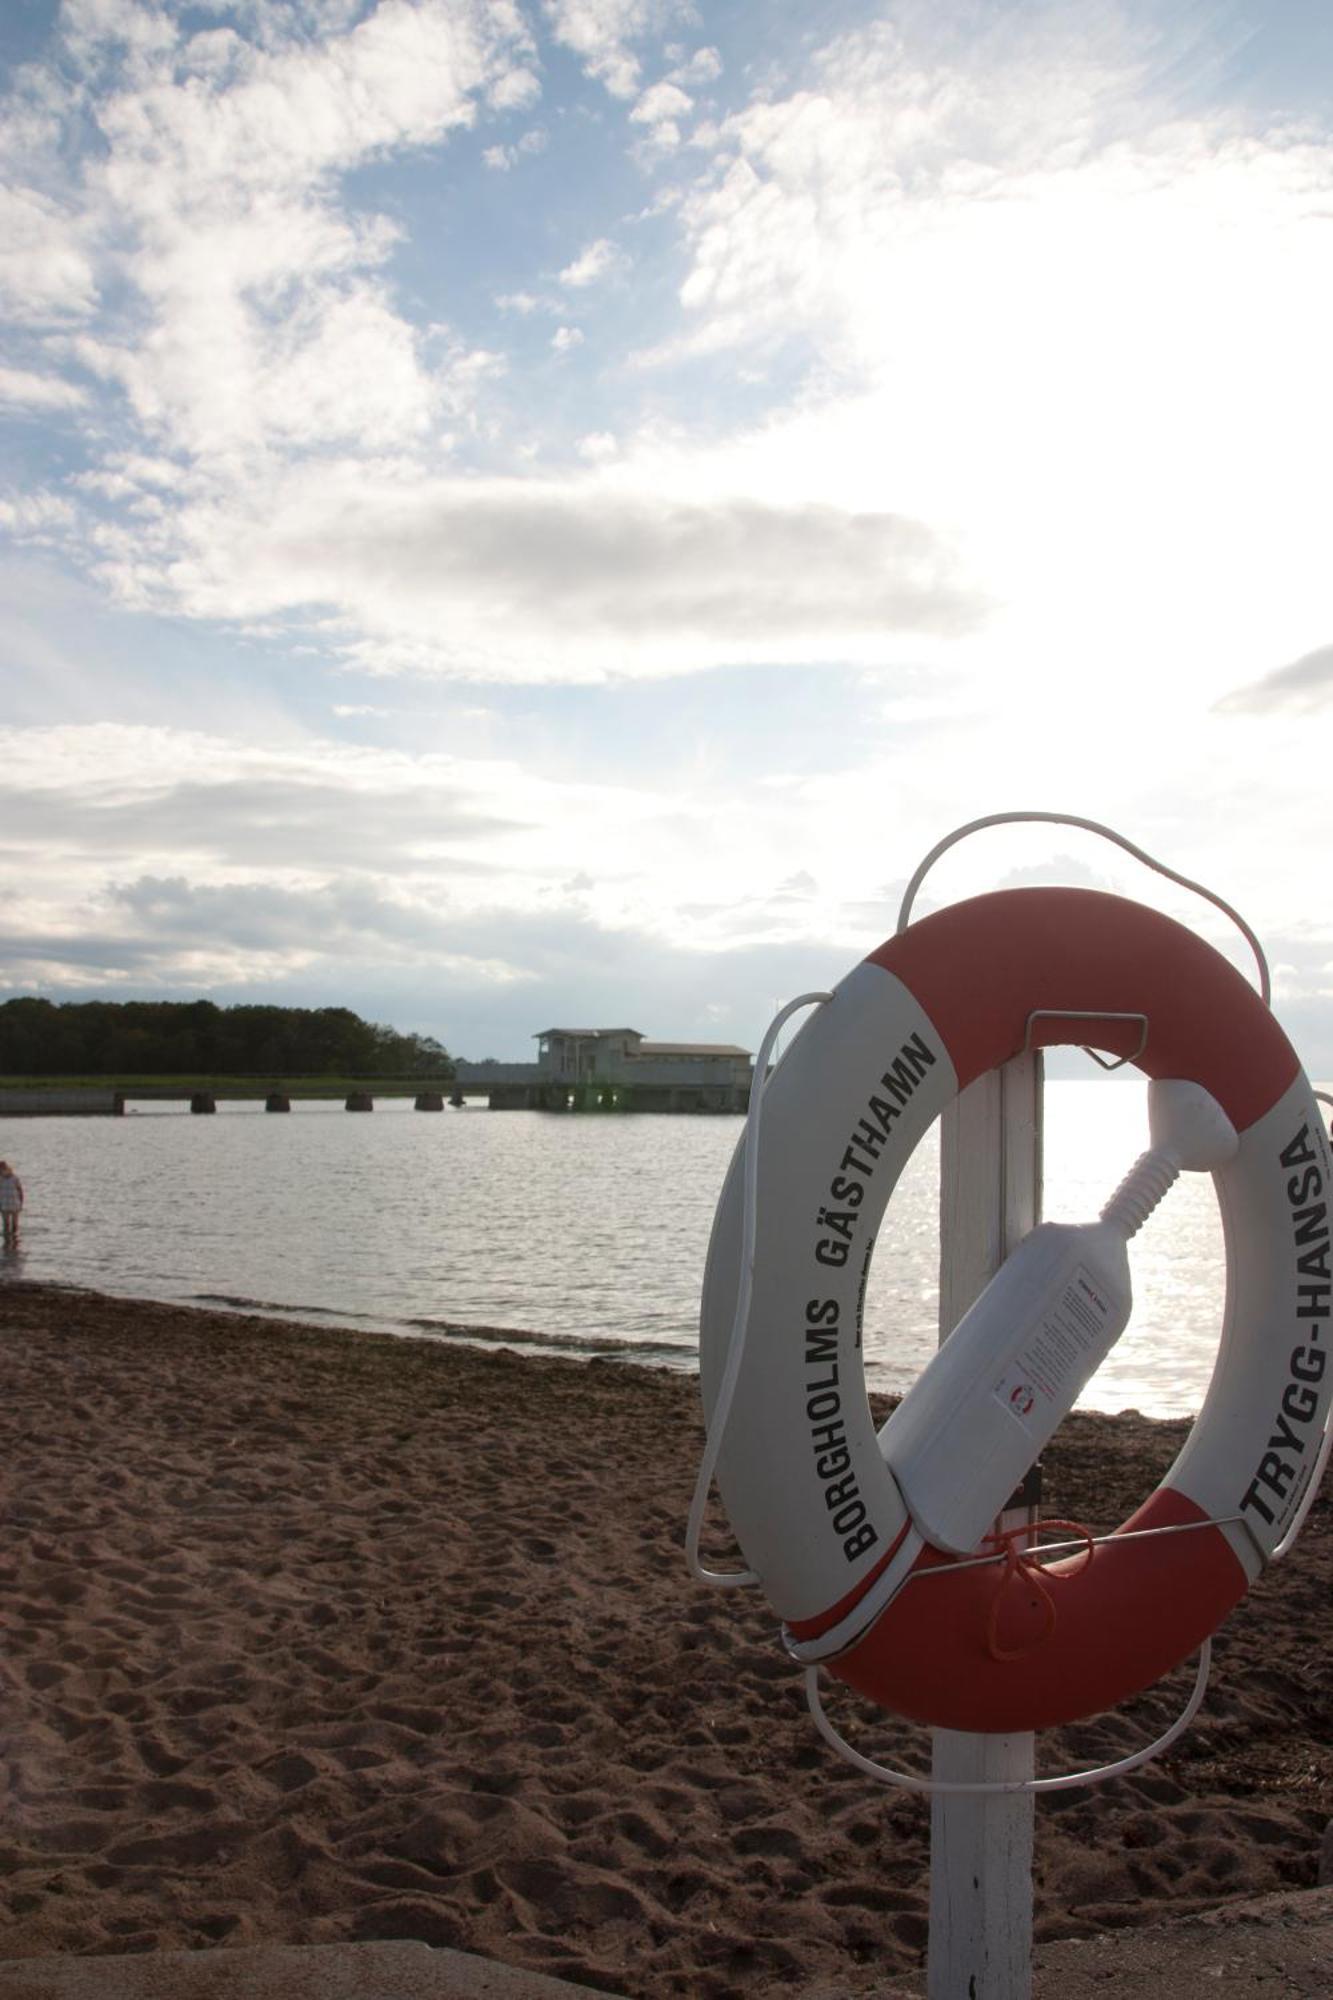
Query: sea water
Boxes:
[{"xmin": 0, "ymin": 1080, "xmax": 1235, "ymax": 1416}]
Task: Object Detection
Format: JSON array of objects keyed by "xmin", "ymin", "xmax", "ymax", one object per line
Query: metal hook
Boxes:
[{"xmin": 1022, "ymin": 1008, "xmax": 1149, "ymax": 1072}]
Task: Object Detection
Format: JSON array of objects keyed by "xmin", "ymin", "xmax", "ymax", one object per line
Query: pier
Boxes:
[
  {"xmin": 0, "ymin": 1077, "xmax": 750, "ymax": 1116},
  {"xmin": 463, "ymin": 1077, "xmax": 747, "ymax": 1113}
]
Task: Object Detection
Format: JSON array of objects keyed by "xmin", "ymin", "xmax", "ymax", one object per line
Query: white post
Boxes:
[{"xmin": 928, "ymin": 1053, "xmax": 1043, "ymax": 2000}]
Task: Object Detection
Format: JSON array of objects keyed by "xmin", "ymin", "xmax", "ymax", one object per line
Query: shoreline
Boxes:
[
  {"xmin": 0, "ymin": 1274, "xmax": 701, "ymax": 1376},
  {"xmin": 0, "ymin": 1273, "xmax": 1200, "ymax": 1415},
  {"xmin": 2, "ymin": 1282, "xmax": 1330, "ymax": 1995}
]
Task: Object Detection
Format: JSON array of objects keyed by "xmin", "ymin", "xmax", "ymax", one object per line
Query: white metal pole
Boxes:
[{"xmin": 927, "ymin": 1053, "xmax": 1043, "ymax": 2000}]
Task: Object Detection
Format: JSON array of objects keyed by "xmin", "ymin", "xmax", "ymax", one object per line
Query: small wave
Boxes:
[
  {"xmin": 188, "ymin": 1292, "xmax": 694, "ymax": 1366},
  {"xmin": 402, "ymin": 1316, "xmax": 689, "ymax": 1362},
  {"xmin": 191, "ymin": 1291, "xmax": 344, "ymax": 1319}
]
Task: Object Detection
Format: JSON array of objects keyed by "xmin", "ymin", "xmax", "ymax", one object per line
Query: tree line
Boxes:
[{"xmin": 0, "ymin": 998, "xmax": 453, "ymax": 1079}]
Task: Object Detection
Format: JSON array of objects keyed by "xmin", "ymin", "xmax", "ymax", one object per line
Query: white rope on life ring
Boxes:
[{"xmin": 696, "ymin": 879, "xmax": 1332, "ymax": 1739}]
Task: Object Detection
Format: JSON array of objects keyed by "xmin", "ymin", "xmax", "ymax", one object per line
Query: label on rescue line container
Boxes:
[{"xmin": 992, "ymin": 1265, "xmax": 1114, "ymax": 1434}]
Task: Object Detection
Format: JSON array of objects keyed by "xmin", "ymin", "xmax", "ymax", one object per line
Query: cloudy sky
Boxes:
[{"xmin": 2, "ymin": 0, "xmax": 1330, "ymax": 1068}]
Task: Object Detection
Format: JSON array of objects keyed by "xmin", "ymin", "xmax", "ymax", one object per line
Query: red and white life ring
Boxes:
[{"xmin": 698, "ymin": 887, "xmax": 1332, "ymax": 1733}]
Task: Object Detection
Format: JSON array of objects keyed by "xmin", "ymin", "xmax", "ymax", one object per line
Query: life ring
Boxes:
[{"xmin": 698, "ymin": 887, "xmax": 1332, "ymax": 1733}]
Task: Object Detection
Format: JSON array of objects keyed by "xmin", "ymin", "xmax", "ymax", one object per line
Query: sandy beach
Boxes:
[{"xmin": 2, "ymin": 1283, "xmax": 1330, "ymax": 1996}]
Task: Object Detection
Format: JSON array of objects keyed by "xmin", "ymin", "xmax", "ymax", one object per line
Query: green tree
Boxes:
[{"xmin": 0, "ymin": 998, "xmax": 453, "ymax": 1079}]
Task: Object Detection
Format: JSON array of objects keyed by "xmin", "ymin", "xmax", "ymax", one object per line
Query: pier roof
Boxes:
[
  {"xmin": 533, "ymin": 1027, "xmax": 752, "ymax": 1059},
  {"xmin": 534, "ymin": 1027, "xmax": 642, "ymax": 1039}
]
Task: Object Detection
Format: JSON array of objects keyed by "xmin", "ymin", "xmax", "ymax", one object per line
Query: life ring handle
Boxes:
[
  {"xmin": 894, "ymin": 809, "xmax": 1271, "ymax": 1003},
  {"xmin": 804, "ymin": 1642, "xmax": 1213, "ymax": 1797}
]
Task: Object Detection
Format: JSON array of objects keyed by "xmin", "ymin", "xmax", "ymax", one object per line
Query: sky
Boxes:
[{"xmin": 1, "ymin": 0, "xmax": 1331, "ymax": 1070}]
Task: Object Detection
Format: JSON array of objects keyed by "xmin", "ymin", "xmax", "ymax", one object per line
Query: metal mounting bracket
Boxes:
[{"xmin": 1021, "ymin": 1008, "xmax": 1149, "ymax": 1072}]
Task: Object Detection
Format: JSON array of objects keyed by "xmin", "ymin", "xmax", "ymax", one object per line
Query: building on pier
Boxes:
[{"xmin": 451, "ymin": 1026, "xmax": 754, "ymax": 1112}]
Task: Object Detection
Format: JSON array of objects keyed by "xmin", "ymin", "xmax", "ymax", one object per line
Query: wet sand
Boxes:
[{"xmin": 2, "ymin": 1284, "xmax": 1330, "ymax": 1995}]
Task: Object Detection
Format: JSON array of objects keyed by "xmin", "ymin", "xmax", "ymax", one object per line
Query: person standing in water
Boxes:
[{"xmin": 0, "ymin": 1161, "xmax": 24, "ymax": 1247}]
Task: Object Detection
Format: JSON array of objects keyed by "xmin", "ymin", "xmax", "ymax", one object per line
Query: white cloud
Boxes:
[
  {"xmin": 488, "ymin": 65, "xmax": 542, "ymax": 112},
  {"xmin": 542, "ymin": 0, "xmax": 692, "ymax": 100},
  {"xmin": 672, "ymin": 45, "xmax": 721, "ymax": 85},
  {"xmin": 0, "ymin": 724, "xmax": 523, "ymax": 906},
  {"xmin": 0, "ymin": 716, "xmax": 743, "ymax": 1009},
  {"xmin": 630, "ymin": 77, "xmax": 692, "ymax": 145},
  {"xmin": 0, "ymin": 493, "xmax": 79, "ymax": 535},
  {"xmin": 61, "ymin": 0, "xmax": 180, "ymax": 73},
  {"xmin": 666, "ymin": 8, "xmax": 1333, "ymax": 421},
  {"xmin": 77, "ymin": 283, "xmax": 441, "ymax": 456},
  {"xmin": 628, "ymin": 8, "xmax": 1333, "ymax": 713},
  {"xmin": 101, "ymin": 465, "xmax": 978, "ymax": 680},
  {"xmin": 558, "ymin": 236, "xmax": 622, "ymax": 287},
  {"xmin": 483, "ymin": 124, "xmax": 548, "ymax": 168},
  {"xmin": 2, "ymin": 687, "xmax": 1331, "ymax": 1061},
  {"xmin": 0, "ymin": 188, "xmax": 97, "ymax": 323},
  {"xmin": 633, "ymin": 79, "xmax": 692, "ymax": 120},
  {"xmin": 1215, "ymin": 643, "xmax": 1333, "ymax": 715},
  {"xmin": 1, "ymin": 0, "xmax": 534, "ymax": 482},
  {"xmin": 0, "ymin": 368, "xmax": 89, "ymax": 412},
  {"xmin": 89, "ymin": 1, "xmax": 519, "ymax": 197},
  {"xmin": 6, "ymin": 0, "xmax": 1328, "ymax": 719}
]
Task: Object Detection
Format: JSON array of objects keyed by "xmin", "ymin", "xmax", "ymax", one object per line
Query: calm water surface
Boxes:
[{"xmin": 0, "ymin": 1081, "xmax": 1235, "ymax": 1415}]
